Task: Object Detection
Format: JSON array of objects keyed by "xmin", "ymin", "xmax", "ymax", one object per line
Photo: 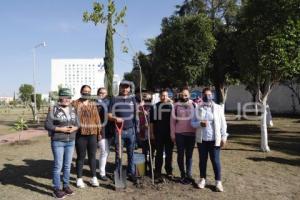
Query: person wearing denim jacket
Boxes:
[
  {"xmin": 191, "ymin": 87, "xmax": 228, "ymax": 192},
  {"xmin": 45, "ymin": 88, "xmax": 80, "ymax": 199}
]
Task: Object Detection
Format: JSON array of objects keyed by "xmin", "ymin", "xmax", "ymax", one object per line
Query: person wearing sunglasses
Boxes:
[{"xmin": 45, "ymin": 88, "xmax": 79, "ymax": 199}]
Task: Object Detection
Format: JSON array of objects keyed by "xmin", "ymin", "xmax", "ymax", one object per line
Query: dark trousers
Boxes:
[
  {"xmin": 141, "ymin": 140, "xmax": 155, "ymax": 175},
  {"xmin": 115, "ymin": 127, "xmax": 136, "ymax": 176},
  {"xmin": 75, "ymin": 134, "xmax": 97, "ymax": 178},
  {"xmin": 155, "ymin": 134, "xmax": 174, "ymax": 176},
  {"xmin": 175, "ymin": 134, "xmax": 195, "ymax": 178},
  {"xmin": 198, "ymin": 141, "xmax": 221, "ymax": 181}
]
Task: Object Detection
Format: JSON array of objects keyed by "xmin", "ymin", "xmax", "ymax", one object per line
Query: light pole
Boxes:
[{"xmin": 33, "ymin": 41, "xmax": 46, "ymax": 122}]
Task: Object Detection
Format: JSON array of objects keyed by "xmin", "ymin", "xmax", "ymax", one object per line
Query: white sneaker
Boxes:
[
  {"xmin": 76, "ymin": 178, "xmax": 85, "ymax": 188},
  {"xmin": 215, "ymin": 181, "xmax": 224, "ymax": 192},
  {"xmin": 197, "ymin": 178, "xmax": 206, "ymax": 189},
  {"xmin": 90, "ymin": 176, "xmax": 99, "ymax": 187}
]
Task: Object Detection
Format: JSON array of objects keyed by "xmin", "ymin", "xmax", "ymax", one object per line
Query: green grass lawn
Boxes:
[{"xmin": 0, "ymin": 107, "xmax": 47, "ymax": 136}]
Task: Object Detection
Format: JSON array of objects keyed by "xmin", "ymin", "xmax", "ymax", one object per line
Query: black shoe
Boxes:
[
  {"xmin": 128, "ymin": 175, "xmax": 137, "ymax": 183},
  {"xmin": 99, "ymin": 175, "xmax": 108, "ymax": 181},
  {"xmin": 63, "ymin": 186, "xmax": 74, "ymax": 196},
  {"xmin": 53, "ymin": 189, "xmax": 66, "ymax": 199},
  {"xmin": 186, "ymin": 175, "xmax": 194, "ymax": 183},
  {"xmin": 180, "ymin": 177, "xmax": 191, "ymax": 185},
  {"xmin": 166, "ymin": 173, "xmax": 174, "ymax": 180},
  {"xmin": 155, "ymin": 176, "xmax": 165, "ymax": 184}
]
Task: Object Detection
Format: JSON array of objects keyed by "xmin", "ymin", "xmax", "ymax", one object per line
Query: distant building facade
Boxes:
[
  {"xmin": 0, "ymin": 97, "xmax": 13, "ymax": 104},
  {"xmin": 51, "ymin": 58, "xmax": 105, "ymax": 99}
]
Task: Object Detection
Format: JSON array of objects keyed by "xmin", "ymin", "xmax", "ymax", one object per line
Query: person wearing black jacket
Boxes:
[
  {"xmin": 45, "ymin": 88, "xmax": 80, "ymax": 199},
  {"xmin": 150, "ymin": 89, "xmax": 174, "ymax": 182}
]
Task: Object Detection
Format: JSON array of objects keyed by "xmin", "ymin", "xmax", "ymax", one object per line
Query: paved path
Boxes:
[{"xmin": 0, "ymin": 128, "xmax": 47, "ymax": 145}]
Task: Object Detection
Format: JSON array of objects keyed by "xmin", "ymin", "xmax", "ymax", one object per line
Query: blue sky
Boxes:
[{"xmin": 0, "ymin": 0, "xmax": 183, "ymax": 97}]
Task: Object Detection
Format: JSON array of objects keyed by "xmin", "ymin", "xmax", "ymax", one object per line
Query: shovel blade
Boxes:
[{"xmin": 114, "ymin": 167, "xmax": 127, "ymax": 189}]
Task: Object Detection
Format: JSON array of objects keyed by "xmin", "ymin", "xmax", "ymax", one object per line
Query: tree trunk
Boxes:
[
  {"xmin": 104, "ymin": 15, "xmax": 114, "ymax": 97},
  {"xmin": 260, "ymin": 97, "xmax": 271, "ymax": 152},
  {"xmin": 29, "ymin": 104, "xmax": 36, "ymax": 121},
  {"xmin": 214, "ymin": 83, "xmax": 225, "ymax": 105},
  {"xmin": 251, "ymin": 92, "xmax": 259, "ymax": 115}
]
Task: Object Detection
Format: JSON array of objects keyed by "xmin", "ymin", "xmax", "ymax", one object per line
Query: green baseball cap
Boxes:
[{"xmin": 58, "ymin": 88, "xmax": 72, "ymax": 97}]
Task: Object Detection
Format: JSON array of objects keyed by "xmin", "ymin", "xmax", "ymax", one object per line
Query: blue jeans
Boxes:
[
  {"xmin": 175, "ymin": 134, "xmax": 195, "ymax": 178},
  {"xmin": 51, "ymin": 140, "xmax": 75, "ymax": 190},
  {"xmin": 197, "ymin": 141, "xmax": 221, "ymax": 181},
  {"xmin": 115, "ymin": 127, "xmax": 136, "ymax": 176}
]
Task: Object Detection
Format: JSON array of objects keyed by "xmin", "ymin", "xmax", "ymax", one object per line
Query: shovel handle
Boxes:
[
  {"xmin": 115, "ymin": 121, "xmax": 124, "ymax": 159},
  {"xmin": 115, "ymin": 121, "xmax": 124, "ymax": 135}
]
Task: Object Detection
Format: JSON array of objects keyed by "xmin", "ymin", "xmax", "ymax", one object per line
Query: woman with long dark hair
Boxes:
[{"xmin": 73, "ymin": 85, "xmax": 102, "ymax": 188}]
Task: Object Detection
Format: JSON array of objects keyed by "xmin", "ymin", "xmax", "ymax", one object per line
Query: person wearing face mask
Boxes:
[
  {"xmin": 96, "ymin": 87, "xmax": 114, "ymax": 181},
  {"xmin": 191, "ymin": 87, "xmax": 228, "ymax": 192},
  {"xmin": 72, "ymin": 85, "xmax": 102, "ymax": 188},
  {"xmin": 45, "ymin": 88, "xmax": 80, "ymax": 199},
  {"xmin": 150, "ymin": 89, "xmax": 174, "ymax": 183},
  {"xmin": 108, "ymin": 80, "xmax": 139, "ymax": 183},
  {"xmin": 170, "ymin": 88, "xmax": 196, "ymax": 185}
]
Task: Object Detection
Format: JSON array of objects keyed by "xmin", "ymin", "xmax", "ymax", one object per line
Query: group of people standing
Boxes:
[{"xmin": 45, "ymin": 81, "xmax": 228, "ymax": 199}]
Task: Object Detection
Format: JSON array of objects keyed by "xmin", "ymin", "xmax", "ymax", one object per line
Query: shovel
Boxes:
[{"xmin": 114, "ymin": 121, "xmax": 127, "ymax": 189}]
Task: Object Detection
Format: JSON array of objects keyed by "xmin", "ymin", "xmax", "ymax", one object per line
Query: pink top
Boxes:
[{"xmin": 170, "ymin": 100, "xmax": 196, "ymax": 139}]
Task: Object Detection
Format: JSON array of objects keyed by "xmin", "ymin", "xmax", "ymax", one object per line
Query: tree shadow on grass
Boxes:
[
  {"xmin": 247, "ymin": 156, "xmax": 300, "ymax": 167},
  {"xmin": 0, "ymin": 159, "xmax": 53, "ymax": 197},
  {"xmin": 228, "ymin": 123, "xmax": 300, "ymax": 156},
  {"xmin": 222, "ymin": 148, "xmax": 259, "ymax": 152}
]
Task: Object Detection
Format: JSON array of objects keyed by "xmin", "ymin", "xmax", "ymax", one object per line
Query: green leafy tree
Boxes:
[
  {"xmin": 49, "ymin": 91, "xmax": 58, "ymax": 101},
  {"xmin": 175, "ymin": 0, "xmax": 240, "ymax": 104},
  {"xmin": 235, "ymin": 0, "xmax": 300, "ymax": 152},
  {"xmin": 19, "ymin": 84, "xmax": 34, "ymax": 106},
  {"xmin": 83, "ymin": 1, "xmax": 126, "ymax": 96},
  {"xmin": 31, "ymin": 94, "xmax": 42, "ymax": 111},
  {"xmin": 282, "ymin": 75, "xmax": 300, "ymax": 106},
  {"xmin": 151, "ymin": 14, "xmax": 216, "ymax": 88}
]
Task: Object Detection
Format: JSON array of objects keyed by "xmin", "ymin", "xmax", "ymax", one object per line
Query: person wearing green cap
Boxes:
[{"xmin": 45, "ymin": 88, "xmax": 80, "ymax": 199}]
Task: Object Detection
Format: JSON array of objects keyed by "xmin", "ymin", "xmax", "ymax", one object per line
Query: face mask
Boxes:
[
  {"xmin": 81, "ymin": 93, "xmax": 91, "ymax": 100},
  {"xmin": 179, "ymin": 97, "xmax": 189, "ymax": 102},
  {"xmin": 203, "ymin": 95, "xmax": 213, "ymax": 103}
]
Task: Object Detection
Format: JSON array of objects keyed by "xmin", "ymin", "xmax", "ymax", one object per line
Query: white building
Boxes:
[
  {"xmin": 0, "ymin": 97, "xmax": 13, "ymax": 104},
  {"xmin": 51, "ymin": 58, "xmax": 105, "ymax": 99}
]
